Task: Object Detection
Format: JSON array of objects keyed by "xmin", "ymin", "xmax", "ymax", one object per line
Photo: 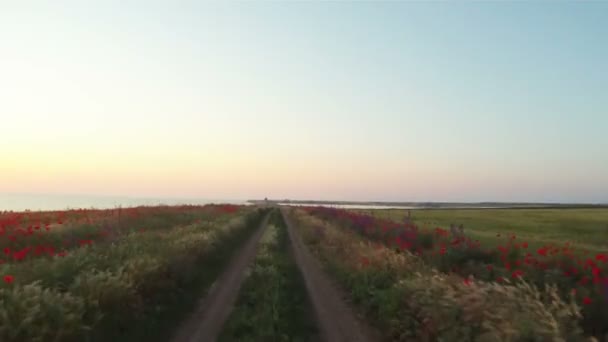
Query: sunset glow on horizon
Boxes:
[{"xmin": 1, "ymin": 2, "xmax": 607, "ymax": 203}]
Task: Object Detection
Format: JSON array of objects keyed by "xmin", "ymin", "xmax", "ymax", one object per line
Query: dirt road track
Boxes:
[
  {"xmin": 281, "ymin": 208, "xmax": 379, "ymax": 342},
  {"xmin": 171, "ymin": 213, "xmax": 270, "ymax": 342}
]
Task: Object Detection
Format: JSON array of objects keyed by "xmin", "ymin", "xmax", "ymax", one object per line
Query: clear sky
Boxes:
[{"xmin": 1, "ymin": 1, "xmax": 607, "ymax": 203}]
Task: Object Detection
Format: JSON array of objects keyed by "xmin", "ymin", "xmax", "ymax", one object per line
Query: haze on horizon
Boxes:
[{"xmin": 1, "ymin": 2, "xmax": 607, "ymax": 204}]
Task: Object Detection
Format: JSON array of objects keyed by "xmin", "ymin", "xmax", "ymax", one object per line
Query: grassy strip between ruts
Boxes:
[
  {"xmin": 0, "ymin": 206, "xmax": 270, "ymax": 342},
  {"xmin": 219, "ymin": 209, "xmax": 318, "ymax": 342},
  {"xmin": 288, "ymin": 208, "xmax": 588, "ymax": 342}
]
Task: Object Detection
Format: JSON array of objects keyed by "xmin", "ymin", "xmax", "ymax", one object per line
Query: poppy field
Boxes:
[
  {"xmin": 294, "ymin": 206, "xmax": 608, "ymax": 341},
  {"xmin": 2, "ymin": 203, "xmax": 606, "ymax": 341},
  {"xmin": 0, "ymin": 204, "xmax": 268, "ymax": 341}
]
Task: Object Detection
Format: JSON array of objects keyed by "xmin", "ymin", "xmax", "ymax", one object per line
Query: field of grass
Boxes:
[
  {"xmin": 219, "ymin": 209, "xmax": 318, "ymax": 342},
  {"xmin": 3, "ymin": 204, "xmax": 607, "ymax": 341},
  {"xmin": 361, "ymin": 208, "xmax": 608, "ymax": 252},
  {"xmin": 305, "ymin": 206, "xmax": 608, "ymax": 339},
  {"xmin": 289, "ymin": 207, "xmax": 586, "ymax": 341},
  {"xmin": 0, "ymin": 205, "xmax": 269, "ymax": 342}
]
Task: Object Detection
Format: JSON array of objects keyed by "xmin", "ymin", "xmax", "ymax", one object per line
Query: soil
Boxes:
[{"xmin": 281, "ymin": 208, "xmax": 380, "ymax": 342}]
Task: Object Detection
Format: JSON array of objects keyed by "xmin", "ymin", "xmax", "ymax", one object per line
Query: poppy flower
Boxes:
[
  {"xmin": 511, "ymin": 270, "xmax": 524, "ymax": 278},
  {"xmin": 537, "ymin": 247, "xmax": 548, "ymax": 256},
  {"xmin": 3, "ymin": 248, "xmax": 9, "ymax": 256},
  {"xmin": 360, "ymin": 256, "xmax": 370, "ymax": 267},
  {"xmin": 583, "ymin": 297, "xmax": 592, "ymax": 305},
  {"xmin": 463, "ymin": 278, "xmax": 471, "ymax": 286},
  {"xmin": 3, "ymin": 275, "xmax": 14, "ymax": 284}
]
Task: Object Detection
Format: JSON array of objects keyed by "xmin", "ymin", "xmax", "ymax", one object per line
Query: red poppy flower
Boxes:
[
  {"xmin": 3, "ymin": 275, "xmax": 14, "ymax": 284},
  {"xmin": 463, "ymin": 278, "xmax": 471, "ymax": 286},
  {"xmin": 360, "ymin": 256, "xmax": 370, "ymax": 267},
  {"xmin": 583, "ymin": 297, "xmax": 592, "ymax": 305},
  {"xmin": 3, "ymin": 248, "xmax": 9, "ymax": 256},
  {"xmin": 537, "ymin": 247, "xmax": 548, "ymax": 256},
  {"xmin": 511, "ymin": 270, "xmax": 524, "ymax": 278}
]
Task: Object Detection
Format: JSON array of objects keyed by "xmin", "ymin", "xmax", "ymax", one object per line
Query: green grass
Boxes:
[
  {"xmin": 0, "ymin": 207, "xmax": 270, "ymax": 342},
  {"xmin": 291, "ymin": 208, "xmax": 586, "ymax": 342},
  {"xmin": 219, "ymin": 209, "xmax": 318, "ymax": 342},
  {"xmin": 361, "ymin": 208, "xmax": 608, "ymax": 252},
  {"xmin": 108, "ymin": 207, "xmax": 271, "ymax": 342}
]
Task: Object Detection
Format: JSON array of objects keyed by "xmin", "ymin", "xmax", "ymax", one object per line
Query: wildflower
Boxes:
[
  {"xmin": 3, "ymin": 248, "xmax": 9, "ymax": 256},
  {"xmin": 463, "ymin": 278, "xmax": 471, "ymax": 286},
  {"xmin": 583, "ymin": 297, "xmax": 592, "ymax": 305},
  {"xmin": 522, "ymin": 242, "xmax": 528, "ymax": 249},
  {"xmin": 3, "ymin": 275, "xmax": 14, "ymax": 284},
  {"xmin": 511, "ymin": 270, "xmax": 524, "ymax": 279},
  {"xmin": 537, "ymin": 247, "xmax": 548, "ymax": 256},
  {"xmin": 12, "ymin": 250, "xmax": 27, "ymax": 261},
  {"xmin": 360, "ymin": 256, "xmax": 370, "ymax": 267}
]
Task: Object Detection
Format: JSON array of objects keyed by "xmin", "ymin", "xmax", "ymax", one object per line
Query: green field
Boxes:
[{"xmin": 360, "ymin": 208, "xmax": 608, "ymax": 252}]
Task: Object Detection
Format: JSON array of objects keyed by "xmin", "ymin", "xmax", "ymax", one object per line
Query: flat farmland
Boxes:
[{"xmin": 359, "ymin": 208, "xmax": 608, "ymax": 252}]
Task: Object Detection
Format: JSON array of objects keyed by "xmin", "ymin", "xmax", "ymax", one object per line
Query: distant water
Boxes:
[
  {"xmin": 276, "ymin": 202, "xmax": 521, "ymax": 210},
  {"xmin": 0, "ymin": 193, "xmax": 248, "ymax": 212},
  {"xmin": 276, "ymin": 203, "xmax": 418, "ymax": 210}
]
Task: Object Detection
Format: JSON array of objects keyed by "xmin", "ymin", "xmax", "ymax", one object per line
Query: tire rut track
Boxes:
[
  {"xmin": 281, "ymin": 208, "xmax": 379, "ymax": 342},
  {"xmin": 171, "ymin": 212, "xmax": 270, "ymax": 342}
]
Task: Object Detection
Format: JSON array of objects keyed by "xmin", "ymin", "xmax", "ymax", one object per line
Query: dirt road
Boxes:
[
  {"xmin": 281, "ymin": 208, "xmax": 379, "ymax": 342},
  {"xmin": 171, "ymin": 213, "xmax": 270, "ymax": 342}
]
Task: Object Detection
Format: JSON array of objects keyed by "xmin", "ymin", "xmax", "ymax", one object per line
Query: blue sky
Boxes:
[{"xmin": 1, "ymin": 2, "xmax": 607, "ymax": 202}]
